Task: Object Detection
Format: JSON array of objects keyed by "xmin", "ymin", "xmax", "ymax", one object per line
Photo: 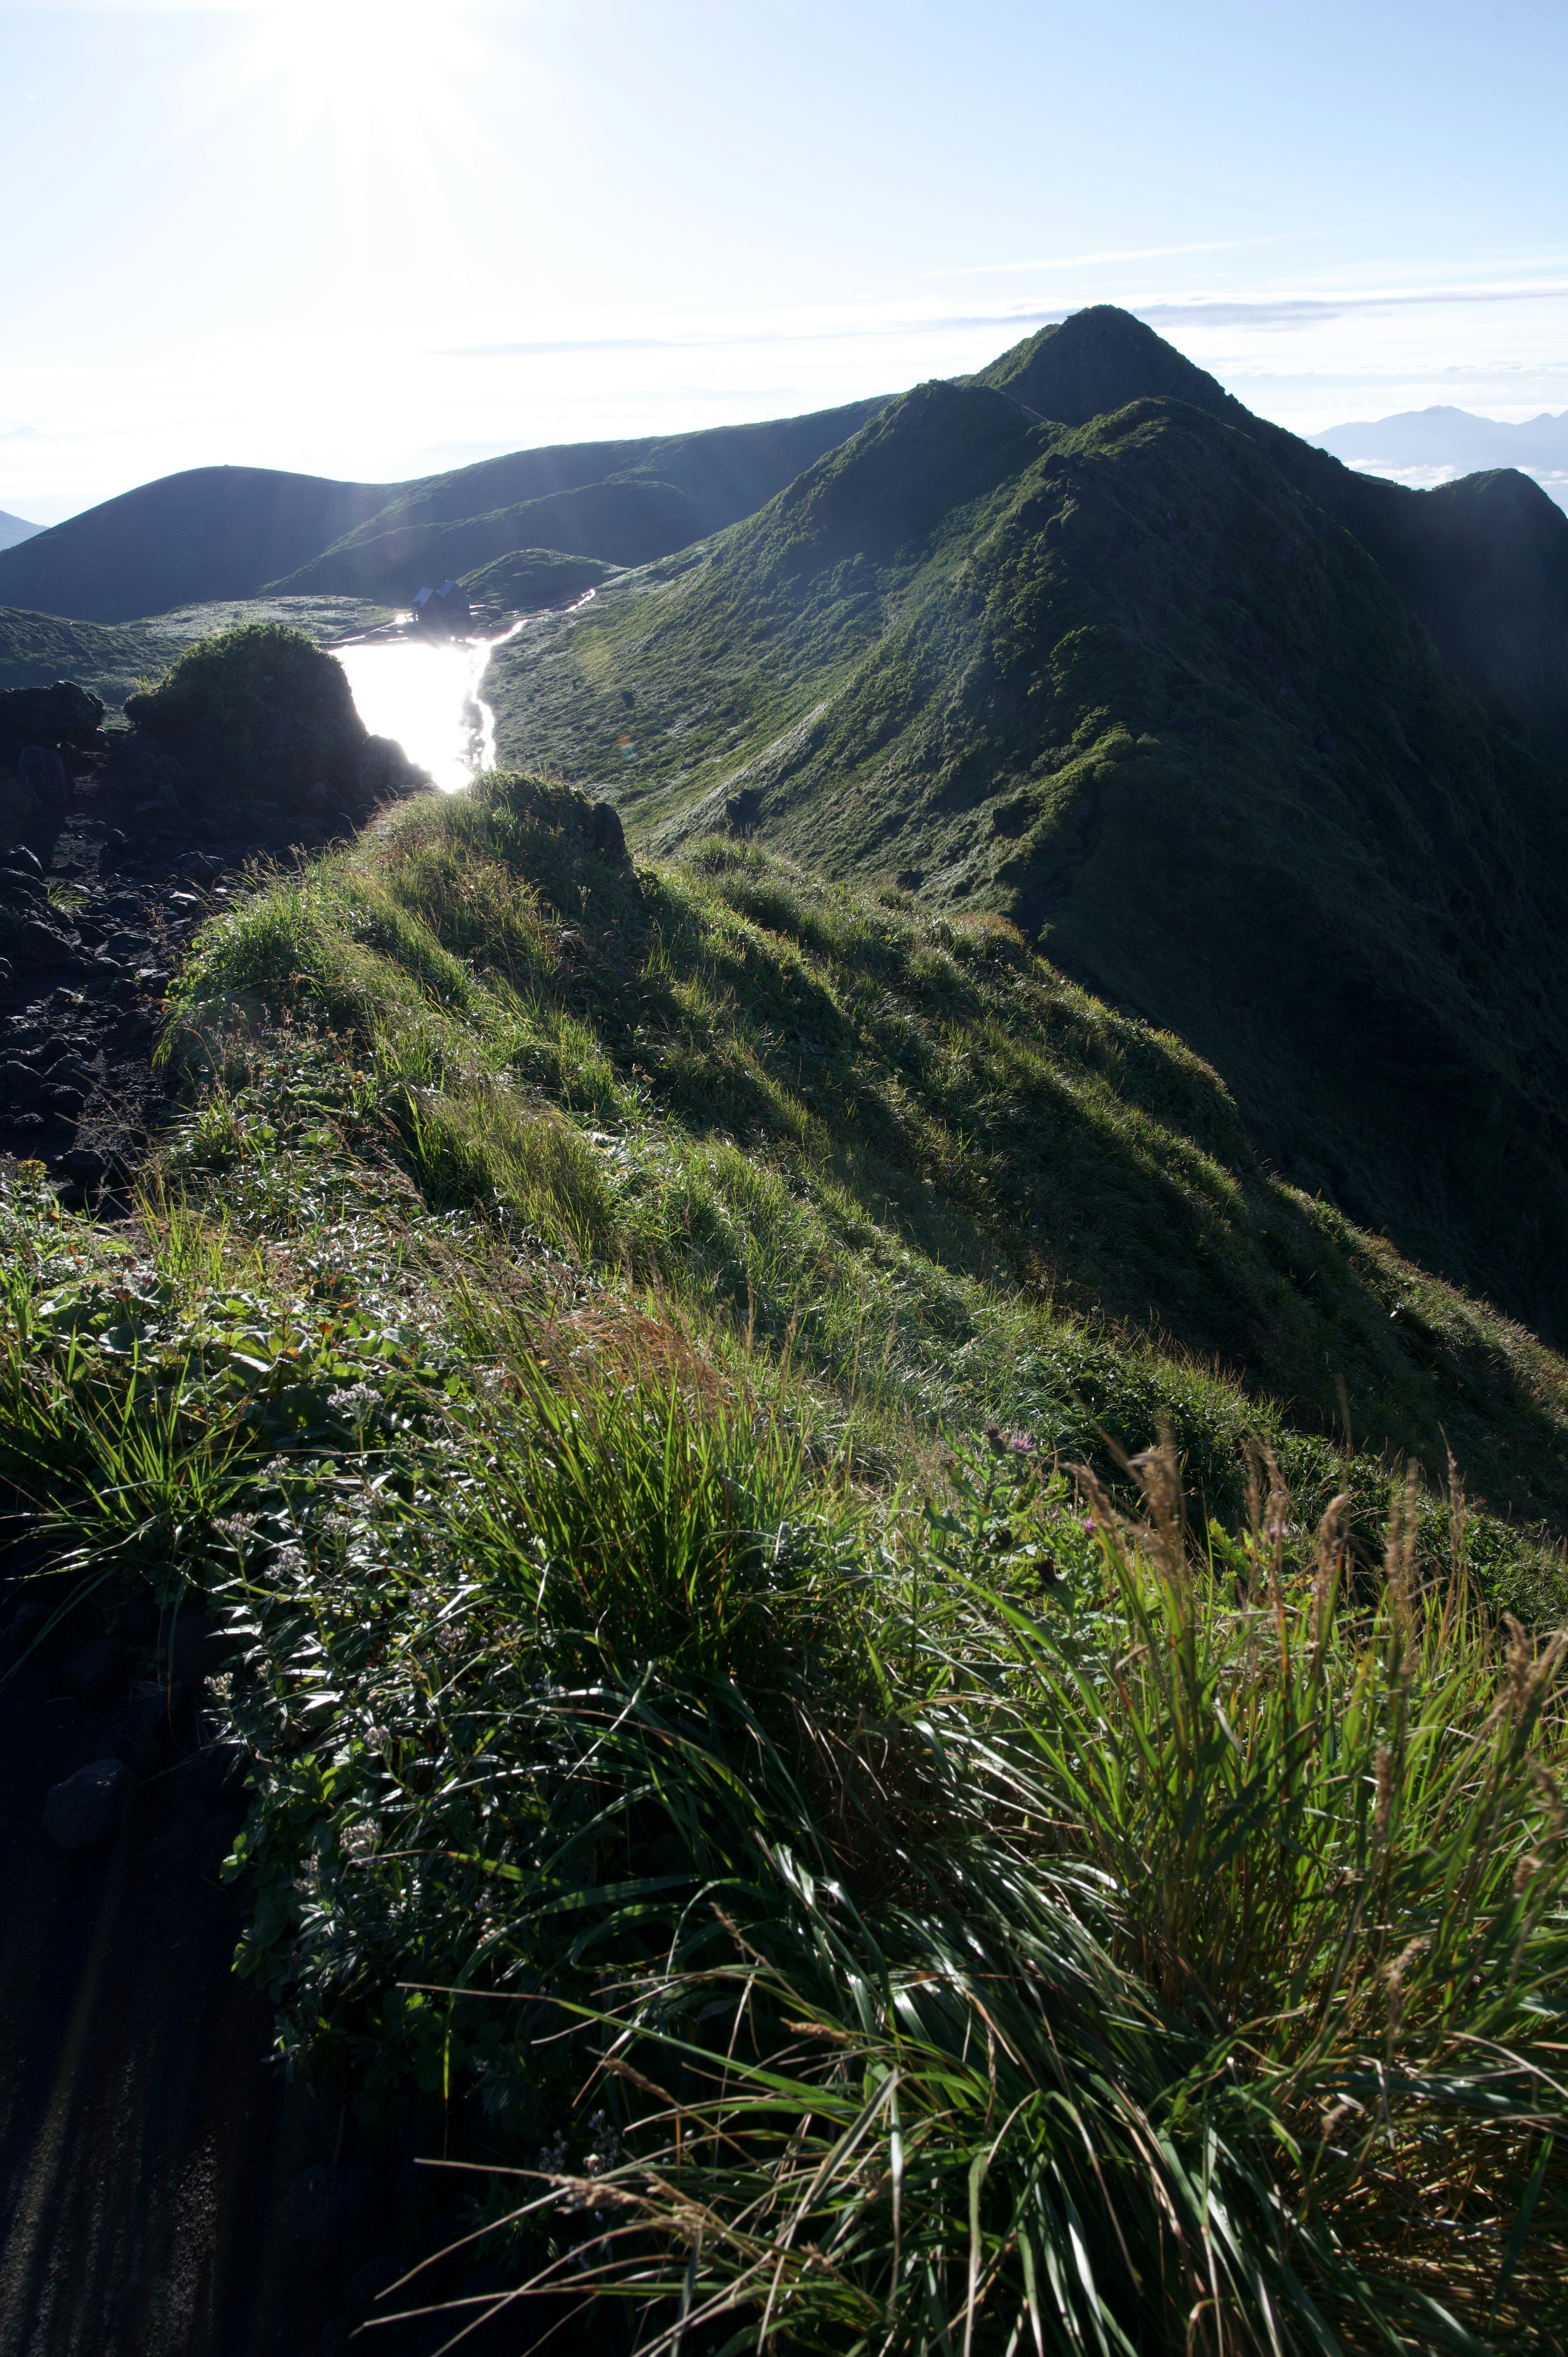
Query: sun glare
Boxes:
[{"xmin": 239, "ymin": 0, "xmax": 481, "ymax": 179}]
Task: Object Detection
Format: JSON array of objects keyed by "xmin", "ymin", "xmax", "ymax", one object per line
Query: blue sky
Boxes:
[{"xmin": 3, "ymin": 0, "xmax": 1567, "ymax": 521}]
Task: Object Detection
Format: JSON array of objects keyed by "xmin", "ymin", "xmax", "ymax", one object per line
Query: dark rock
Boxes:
[
  {"xmin": 196, "ymin": 1811, "xmax": 239, "ymax": 1873},
  {"xmin": 9, "ymin": 919, "xmax": 71, "ymax": 967},
  {"xmin": 61, "ymin": 1146, "xmax": 106, "ymax": 1180},
  {"xmin": 1, "ymin": 866, "xmax": 46, "ymax": 901},
  {"xmin": 590, "ymin": 799, "xmax": 626, "ymax": 861},
  {"xmin": 356, "ymin": 734, "xmax": 428, "ymax": 813},
  {"xmin": 15, "ymin": 747, "xmax": 70, "ymax": 806},
  {"xmin": 43, "ymin": 1757, "xmax": 133, "ymax": 1850},
  {"xmin": 341, "ymin": 2253, "xmax": 400, "ymax": 2325},
  {"xmin": 0, "ymin": 680, "xmax": 104, "ymax": 760},
  {"xmin": 194, "ymin": 1739, "xmax": 249, "ymax": 1806},
  {"xmin": 5, "ymin": 1597, "xmax": 47, "ymax": 1655},
  {"xmin": 45, "ymin": 1084, "xmax": 85, "ymax": 1117},
  {"xmin": 156, "ymin": 1603, "xmax": 212, "ymax": 1684},
  {"xmin": 3, "ymin": 843, "xmax": 42, "ymax": 876},
  {"xmin": 63, "ymin": 1635, "xmax": 127, "ymax": 1706}
]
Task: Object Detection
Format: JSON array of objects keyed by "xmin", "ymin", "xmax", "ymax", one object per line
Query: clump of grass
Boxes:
[{"xmin": 404, "ymin": 1443, "xmax": 1564, "ymax": 2354}]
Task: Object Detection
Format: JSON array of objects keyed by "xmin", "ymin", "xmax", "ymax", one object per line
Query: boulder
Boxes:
[
  {"xmin": 124, "ymin": 622, "xmax": 431, "ymax": 824},
  {"xmin": 14, "ymin": 746, "xmax": 69, "ymax": 806},
  {"xmin": 0, "ymin": 679, "xmax": 103, "ymax": 759},
  {"xmin": 5, "ymin": 917, "xmax": 73, "ymax": 967},
  {"xmin": 44, "ymin": 1757, "xmax": 133, "ymax": 1850},
  {"xmin": 590, "ymin": 799, "xmax": 627, "ymax": 861}
]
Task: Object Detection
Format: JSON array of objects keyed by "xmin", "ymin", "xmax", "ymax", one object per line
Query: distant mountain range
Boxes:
[
  {"xmin": 1311, "ymin": 405, "xmax": 1568, "ymax": 509},
  {"xmin": 0, "ymin": 402, "xmax": 886, "ymax": 624},
  {"xmin": 0, "ymin": 508, "xmax": 41, "ymax": 554}
]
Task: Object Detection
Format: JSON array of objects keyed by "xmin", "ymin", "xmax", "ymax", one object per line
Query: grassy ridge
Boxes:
[
  {"xmin": 168, "ymin": 773, "xmax": 1568, "ymax": 1563},
  {"xmin": 4, "ymin": 771, "xmax": 1566, "ymax": 2344},
  {"xmin": 481, "ymin": 387, "xmax": 1568, "ymax": 1362}
]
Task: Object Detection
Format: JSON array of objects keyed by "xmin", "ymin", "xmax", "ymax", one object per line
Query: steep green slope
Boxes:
[
  {"xmin": 459, "ymin": 546, "xmax": 614, "ymax": 613},
  {"xmin": 169, "ymin": 775, "xmax": 1568, "ymax": 1560},
  {"xmin": 971, "ymin": 307, "xmax": 1568, "ymax": 752},
  {"xmin": 480, "ymin": 365, "xmax": 1568, "ymax": 1347},
  {"xmin": 9, "ymin": 780, "xmax": 1567, "ymax": 2343}
]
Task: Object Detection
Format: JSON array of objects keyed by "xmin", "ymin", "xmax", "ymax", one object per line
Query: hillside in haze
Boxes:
[
  {"xmin": 481, "ymin": 305, "xmax": 1568, "ymax": 1347},
  {"xmin": 0, "ymin": 508, "xmax": 40, "ymax": 553},
  {"xmin": 1313, "ymin": 404, "xmax": 1568, "ymax": 511},
  {"xmin": 0, "ymin": 399, "xmax": 885, "ymax": 623}
]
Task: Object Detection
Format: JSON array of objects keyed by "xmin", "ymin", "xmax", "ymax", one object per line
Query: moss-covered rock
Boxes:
[{"xmin": 124, "ymin": 621, "xmax": 428, "ymax": 820}]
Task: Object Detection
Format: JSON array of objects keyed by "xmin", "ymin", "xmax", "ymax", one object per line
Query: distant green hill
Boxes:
[
  {"xmin": 0, "ymin": 399, "xmax": 886, "ymax": 623},
  {"xmin": 0, "ymin": 604, "xmax": 151, "ymax": 702},
  {"xmin": 479, "ymin": 310, "xmax": 1568, "ymax": 1348},
  {"xmin": 459, "ymin": 547, "xmax": 615, "ymax": 610},
  {"xmin": 0, "ymin": 466, "xmax": 395, "ymax": 627}
]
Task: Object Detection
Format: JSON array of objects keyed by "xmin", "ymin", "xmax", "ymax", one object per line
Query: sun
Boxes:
[{"xmin": 237, "ymin": 0, "xmax": 483, "ymax": 181}]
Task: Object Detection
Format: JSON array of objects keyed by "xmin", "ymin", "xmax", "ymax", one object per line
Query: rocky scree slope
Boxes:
[
  {"xmin": 0, "ymin": 627, "xmax": 431, "ymax": 1197},
  {"xmin": 479, "ymin": 318, "xmax": 1568, "ymax": 1350}
]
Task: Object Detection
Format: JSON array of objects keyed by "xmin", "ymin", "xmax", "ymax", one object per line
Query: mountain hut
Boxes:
[{"xmin": 411, "ymin": 580, "xmax": 471, "ymax": 631}]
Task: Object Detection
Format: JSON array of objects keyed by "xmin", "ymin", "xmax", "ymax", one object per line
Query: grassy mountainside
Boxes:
[
  {"xmin": 270, "ymin": 480, "xmax": 692, "ymax": 600},
  {"xmin": 0, "ymin": 466, "xmax": 395, "ymax": 626},
  {"xmin": 0, "ymin": 594, "xmax": 390, "ymax": 711},
  {"xmin": 170, "ymin": 774, "xmax": 1568, "ymax": 1570},
  {"xmin": 481, "ymin": 359, "xmax": 1568, "ymax": 1351},
  {"xmin": 0, "ymin": 399, "xmax": 885, "ymax": 624},
  {"xmin": 0, "ymin": 604, "xmax": 151, "ymax": 701},
  {"xmin": 7, "ymin": 770, "xmax": 1564, "ymax": 2346},
  {"xmin": 971, "ymin": 308, "xmax": 1568, "ymax": 751}
]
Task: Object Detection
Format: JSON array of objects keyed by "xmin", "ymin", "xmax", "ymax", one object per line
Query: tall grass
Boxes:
[{"xmin": 401, "ymin": 1443, "xmax": 1567, "ymax": 2354}]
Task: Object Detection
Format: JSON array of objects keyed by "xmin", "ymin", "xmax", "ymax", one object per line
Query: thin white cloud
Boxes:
[
  {"xmin": 438, "ymin": 277, "xmax": 1568, "ymax": 365},
  {"xmin": 1140, "ymin": 281, "xmax": 1568, "ymax": 330},
  {"xmin": 924, "ymin": 238, "xmax": 1281, "ymax": 278}
]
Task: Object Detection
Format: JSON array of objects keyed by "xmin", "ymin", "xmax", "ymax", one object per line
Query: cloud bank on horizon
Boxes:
[{"xmin": 1, "ymin": 0, "xmax": 1566, "ymax": 522}]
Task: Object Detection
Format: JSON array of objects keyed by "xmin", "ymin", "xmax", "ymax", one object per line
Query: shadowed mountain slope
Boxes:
[
  {"xmin": 268, "ymin": 478, "xmax": 696, "ymax": 598},
  {"xmin": 0, "ymin": 466, "xmax": 395, "ymax": 625},
  {"xmin": 973, "ymin": 308, "xmax": 1568, "ymax": 750},
  {"xmin": 0, "ymin": 400, "xmax": 887, "ymax": 624},
  {"xmin": 480, "ymin": 314, "xmax": 1568, "ymax": 1345}
]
